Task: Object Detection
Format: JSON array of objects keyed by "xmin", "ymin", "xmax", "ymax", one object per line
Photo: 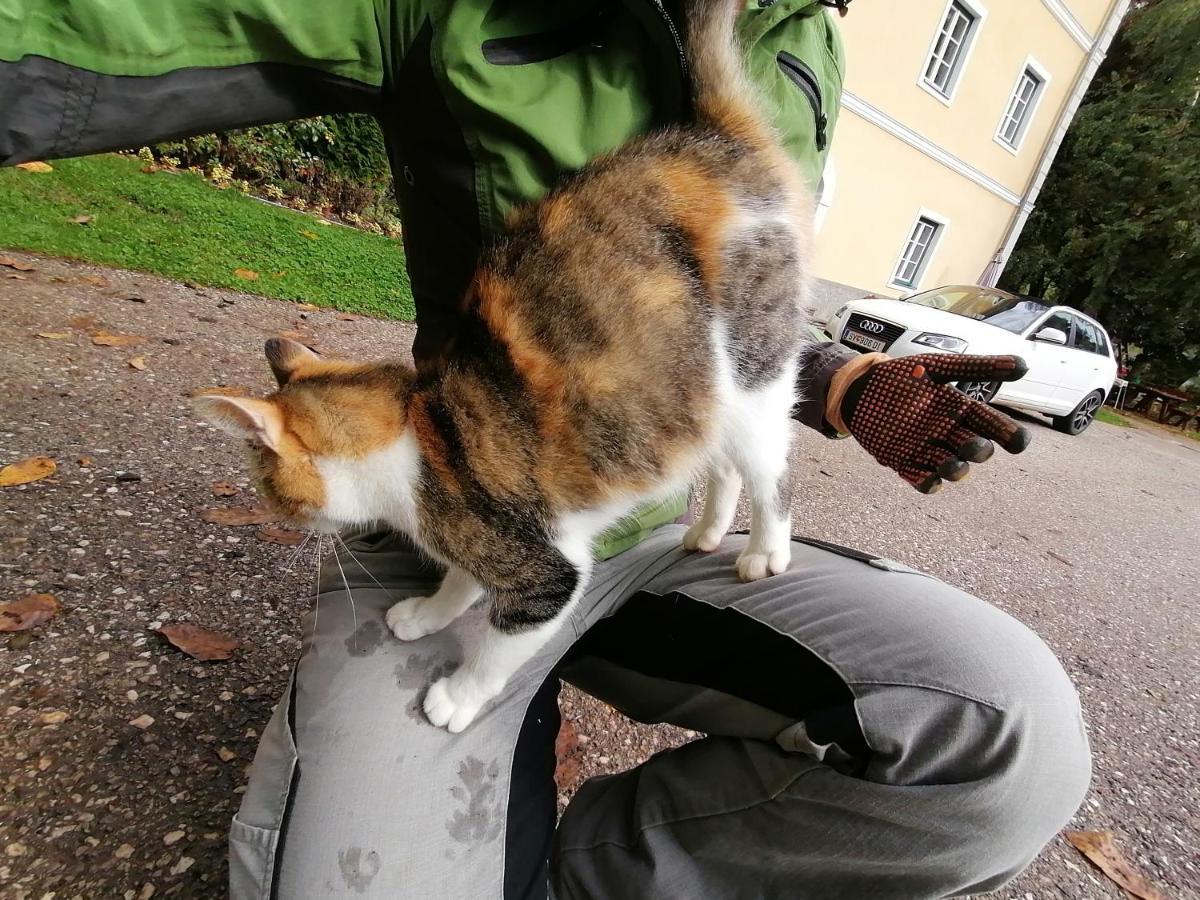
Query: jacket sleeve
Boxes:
[
  {"xmin": 0, "ymin": 0, "xmax": 397, "ymax": 164},
  {"xmin": 793, "ymin": 340, "xmax": 860, "ymax": 437}
]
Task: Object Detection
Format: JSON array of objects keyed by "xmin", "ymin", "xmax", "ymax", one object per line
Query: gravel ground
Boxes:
[{"xmin": 1, "ymin": 252, "xmax": 1197, "ymax": 899}]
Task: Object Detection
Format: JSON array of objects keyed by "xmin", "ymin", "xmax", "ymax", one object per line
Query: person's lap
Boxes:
[{"xmin": 230, "ymin": 526, "xmax": 1089, "ymax": 899}]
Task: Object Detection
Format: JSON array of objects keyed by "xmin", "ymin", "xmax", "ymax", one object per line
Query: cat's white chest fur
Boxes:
[{"xmin": 314, "ymin": 426, "xmax": 423, "ymax": 538}]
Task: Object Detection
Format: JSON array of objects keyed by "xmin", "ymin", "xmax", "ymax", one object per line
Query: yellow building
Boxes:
[{"xmin": 814, "ymin": 0, "xmax": 1130, "ymax": 307}]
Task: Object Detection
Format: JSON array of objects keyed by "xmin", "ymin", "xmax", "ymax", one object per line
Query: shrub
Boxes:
[{"xmin": 148, "ymin": 114, "xmax": 398, "ymax": 231}]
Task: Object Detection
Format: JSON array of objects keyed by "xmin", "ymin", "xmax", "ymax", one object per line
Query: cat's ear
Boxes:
[
  {"xmin": 265, "ymin": 337, "xmax": 320, "ymax": 386},
  {"xmin": 192, "ymin": 395, "xmax": 284, "ymax": 451}
]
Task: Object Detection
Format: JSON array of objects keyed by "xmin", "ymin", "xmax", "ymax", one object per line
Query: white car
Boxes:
[{"xmin": 827, "ymin": 285, "xmax": 1119, "ymax": 435}]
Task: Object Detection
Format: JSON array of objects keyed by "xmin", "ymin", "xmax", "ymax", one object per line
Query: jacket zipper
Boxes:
[
  {"xmin": 482, "ymin": 4, "xmax": 616, "ymax": 65},
  {"xmin": 776, "ymin": 51, "xmax": 827, "ymax": 150},
  {"xmin": 648, "ymin": 0, "xmax": 689, "ymax": 81}
]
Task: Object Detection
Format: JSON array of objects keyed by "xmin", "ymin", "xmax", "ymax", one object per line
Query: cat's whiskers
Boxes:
[
  {"xmin": 306, "ymin": 534, "xmax": 323, "ymax": 654},
  {"xmin": 330, "ymin": 537, "xmax": 359, "ymax": 653},
  {"xmin": 282, "ymin": 531, "xmax": 316, "ymax": 573},
  {"xmin": 334, "ymin": 533, "xmax": 396, "ymax": 601}
]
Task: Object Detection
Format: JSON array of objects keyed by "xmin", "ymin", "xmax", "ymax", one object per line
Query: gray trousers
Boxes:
[{"xmin": 229, "ymin": 526, "xmax": 1090, "ymax": 899}]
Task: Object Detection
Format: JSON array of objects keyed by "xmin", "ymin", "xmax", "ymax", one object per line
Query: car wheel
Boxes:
[
  {"xmin": 956, "ymin": 380, "xmax": 1000, "ymax": 404},
  {"xmin": 1053, "ymin": 390, "xmax": 1103, "ymax": 435}
]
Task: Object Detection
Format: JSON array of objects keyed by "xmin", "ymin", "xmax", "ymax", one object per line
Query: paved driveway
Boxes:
[{"xmin": 1, "ymin": 253, "xmax": 1196, "ymax": 898}]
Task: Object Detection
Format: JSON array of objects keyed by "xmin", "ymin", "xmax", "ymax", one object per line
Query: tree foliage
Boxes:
[{"xmin": 1000, "ymin": 0, "xmax": 1200, "ymax": 383}]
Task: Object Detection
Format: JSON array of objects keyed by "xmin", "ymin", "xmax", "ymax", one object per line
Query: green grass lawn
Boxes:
[
  {"xmin": 0, "ymin": 154, "xmax": 413, "ymax": 319},
  {"xmin": 1096, "ymin": 407, "xmax": 1132, "ymax": 427}
]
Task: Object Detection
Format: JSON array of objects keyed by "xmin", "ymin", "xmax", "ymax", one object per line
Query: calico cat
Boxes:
[{"xmin": 193, "ymin": 0, "xmax": 812, "ymax": 732}]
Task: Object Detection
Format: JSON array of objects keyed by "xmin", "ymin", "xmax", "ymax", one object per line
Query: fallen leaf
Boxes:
[
  {"xmin": 5, "ymin": 273, "xmax": 26, "ymax": 280},
  {"xmin": 554, "ymin": 720, "xmax": 581, "ymax": 790},
  {"xmin": 69, "ymin": 214, "xmax": 93, "ymax": 225},
  {"xmin": 233, "ymin": 268, "xmax": 260, "ymax": 281},
  {"xmin": 190, "ymin": 386, "xmax": 248, "ymax": 398},
  {"xmin": 16, "ymin": 161, "xmax": 53, "ymax": 173},
  {"xmin": 77, "ymin": 456, "xmax": 93, "ymax": 467},
  {"xmin": 272, "ymin": 271, "xmax": 287, "ymax": 278},
  {"xmin": 256, "ymin": 525, "xmax": 306, "ymax": 546},
  {"xmin": 337, "ymin": 313, "xmax": 361, "ymax": 322},
  {"xmin": 91, "ymin": 332, "xmax": 146, "ymax": 348},
  {"xmin": 126, "ymin": 295, "xmax": 147, "ymax": 304},
  {"xmin": 295, "ymin": 303, "xmax": 319, "ymax": 312},
  {"xmin": 79, "ymin": 274, "xmax": 107, "ymax": 287},
  {"xmin": 36, "ymin": 332, "xmax": 70, "ymax": 340},
  {"xmin": 299, "ymin": 229, "xmax": 320, "ymax": 240},
  {"xmin": 210, "ymin": 481, "xmax": 240, "ymax": 497},
  {"xmin": 1046, "ymin": 550, "xmax": 1074, "ymax": 567},
  {"xmin": 129, "ymin": 714, "xmax": 155, "ymax": 729},
  {"xmin": 0, "ymin": 594, "xmax": 60, "ymax": 632},
  {"xmin": 127, "ymin": 356, "xmax": 147, "ymax": 371},
  {"xmin": 0, "ymin": 456, "xmax": 57, "ymax": 486},
  {"xmin": 217, "ymin": 746, "xmax": 237, "ymax": 763},
  {"xmin": 1065, "ymin": 831, "xmax": 1165, "ymax": 900},
  {"xmin": 67, "ymin": 314, "xmax": 97, "ymax": 330},
  {"xmin": 200, "ymin": 505, "xmax": 280, "ymax": 526},
  {"xmin": 157, "ymin": 624, "xmax": 240, "ymax": 661},
  {"xmin": 0, "ymin": 256, "xmax": 35, "ymax": 271},
  {"xmin": 40, "ymin": 710, "xmax": 69, "ymax": 725}
]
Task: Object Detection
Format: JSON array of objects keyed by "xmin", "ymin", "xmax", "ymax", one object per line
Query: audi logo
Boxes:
[{"xmin": 857, "ymin": 320, "xmax": 886, "ymax": 334}]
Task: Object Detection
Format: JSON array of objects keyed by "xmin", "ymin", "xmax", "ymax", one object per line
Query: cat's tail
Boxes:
[{"xmin": 684, "ymin": 0, "xmax": 776, "ymax": 151}]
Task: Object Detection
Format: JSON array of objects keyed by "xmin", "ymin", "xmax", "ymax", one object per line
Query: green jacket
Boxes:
[{"xmin": 0, "ymin": 0, "xmax": 853, "ymax": 556}]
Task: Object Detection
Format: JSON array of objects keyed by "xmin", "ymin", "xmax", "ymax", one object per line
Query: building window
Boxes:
[
  {"xmin": 996, "ymin": 60, "xmax": 1049, "ymax": 151},
  {"xmin": 892, "ymin": 215, "xmax": 945, "ymax": 290},
  {"xmin": 921, "ymin": 1, "xmax": 985, "ymax": 102}
]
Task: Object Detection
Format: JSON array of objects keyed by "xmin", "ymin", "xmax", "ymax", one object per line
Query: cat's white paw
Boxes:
[
  {"xmin": 424, "ymin": 672, "xmax": 488, "ymax": 733},
  {"xmin": 682, "ymin": 521, "xmax": 726, "ymax": 553},
  {"xmin": 735, "ymin": 546, "xmax": 790, "ymax": 582},
  {"xmin": 386, "ymin": 596, "xmax": 447, "ymax": 642}
]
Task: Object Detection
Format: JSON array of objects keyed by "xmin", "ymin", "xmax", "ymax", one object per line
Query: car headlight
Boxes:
[
  {"xmin": 832, "ymin": 304, "xmax": 848, "ymax": 319},
  {"xmin": 913, "ymin": 333, "xmax": 968, "ymax": 353}
]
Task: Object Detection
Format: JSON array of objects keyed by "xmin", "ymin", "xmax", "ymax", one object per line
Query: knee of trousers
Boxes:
[{"xmin": 867, "ymin": 614, "xmax": 1093, "ymax": 887}]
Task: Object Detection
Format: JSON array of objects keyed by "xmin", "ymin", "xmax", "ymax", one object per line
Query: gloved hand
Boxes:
[{"xmin": 833, "ymin": 354, "xmax": 1033, "ymax": 493}]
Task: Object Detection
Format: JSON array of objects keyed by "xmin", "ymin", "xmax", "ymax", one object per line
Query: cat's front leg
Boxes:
[
  {"xmin": 387, "ymin": 565, "xmax": 484, "ymax": 641},
  {"xmin": 425, "ymin": 548, "xmax": 587, "ymax": 733}
]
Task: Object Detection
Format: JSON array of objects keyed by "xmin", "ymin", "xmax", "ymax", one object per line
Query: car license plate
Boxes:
[{"xmin": 843, "ymin": 329, "xmax": 886, "ymax": 353}]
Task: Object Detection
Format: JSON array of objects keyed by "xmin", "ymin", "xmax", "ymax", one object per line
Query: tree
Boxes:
[{"xmin": 1000, "ymin": 0, "xmax": 1200, "ymax": 384}]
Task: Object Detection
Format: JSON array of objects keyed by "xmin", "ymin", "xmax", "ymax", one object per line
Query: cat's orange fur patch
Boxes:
[{"xmin": 656, "ymin": 160, "xmax": 735, "ymax": 298}]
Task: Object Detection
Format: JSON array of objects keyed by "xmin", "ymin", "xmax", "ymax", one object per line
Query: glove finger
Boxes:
[
  {"xmin": 899, "ymin": 443, "xmax": 969, "ymax": 491},
  {"xmin": 898, "ymin": 462, "xmax": 944, "ymax": 494},
  {"xmin": 944, "ymin": 426, "xmax": 995, "ymax": 463},
  {"xmin": 915, "ymin": 354, "xmax": 1029, "ymax": 386},
  {"xmin": 916, "ymin": 445, "xmax": 971, "ymax": 482},
  {"xmin": 958, "ymin": 400, "xmax": 1033, "ymax": 454}
]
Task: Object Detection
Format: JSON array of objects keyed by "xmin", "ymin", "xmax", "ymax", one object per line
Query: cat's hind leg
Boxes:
[
  {"xmin": 727, "ymin": 373, "xmax": 795, "ymax": 582},
  {"xmin": 683, "ymin": 459, "xmax": 742, "ymax": 552},
  {"xmin": 387, "ymin": 565, "xmax": 484, "ymax": 641}
]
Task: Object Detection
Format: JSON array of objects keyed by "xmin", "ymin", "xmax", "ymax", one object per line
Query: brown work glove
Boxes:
[{"xmin": 831, "ymin": 354, "xmax": 1033, "ymax": 493}]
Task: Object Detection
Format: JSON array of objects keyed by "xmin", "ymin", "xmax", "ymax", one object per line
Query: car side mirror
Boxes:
[{"xmin": 1032, "ymin": 326, "xmax": 1068, "ymax": 345}]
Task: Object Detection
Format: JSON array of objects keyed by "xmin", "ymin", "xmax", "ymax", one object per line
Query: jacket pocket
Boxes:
[
  {"xmin": 481, "ymin": 4, "xmax": 614, "ymax": 65},
  {"xmin": 776, "ymin": 50, "xmax": 827, "ymax": 151},
  {"xmin": 228, "ymin": 675, "xmax": 300, "ymax": 900}
]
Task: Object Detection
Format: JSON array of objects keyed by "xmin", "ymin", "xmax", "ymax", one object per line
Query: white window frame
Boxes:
[
  {"xmin": 993, "ymin": 56, "xmax": 1052, "ymax": 154},
  {"xmin": 813, "ymin": 156, "xmax": 837, "ymax": 234},
  {"xmin": 917, "ymin": 0, "xmax": 989, "ymax": 107},
  {"xmin": 889, "ymin": 209, "xmax": 949, "ymax": 293}
]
